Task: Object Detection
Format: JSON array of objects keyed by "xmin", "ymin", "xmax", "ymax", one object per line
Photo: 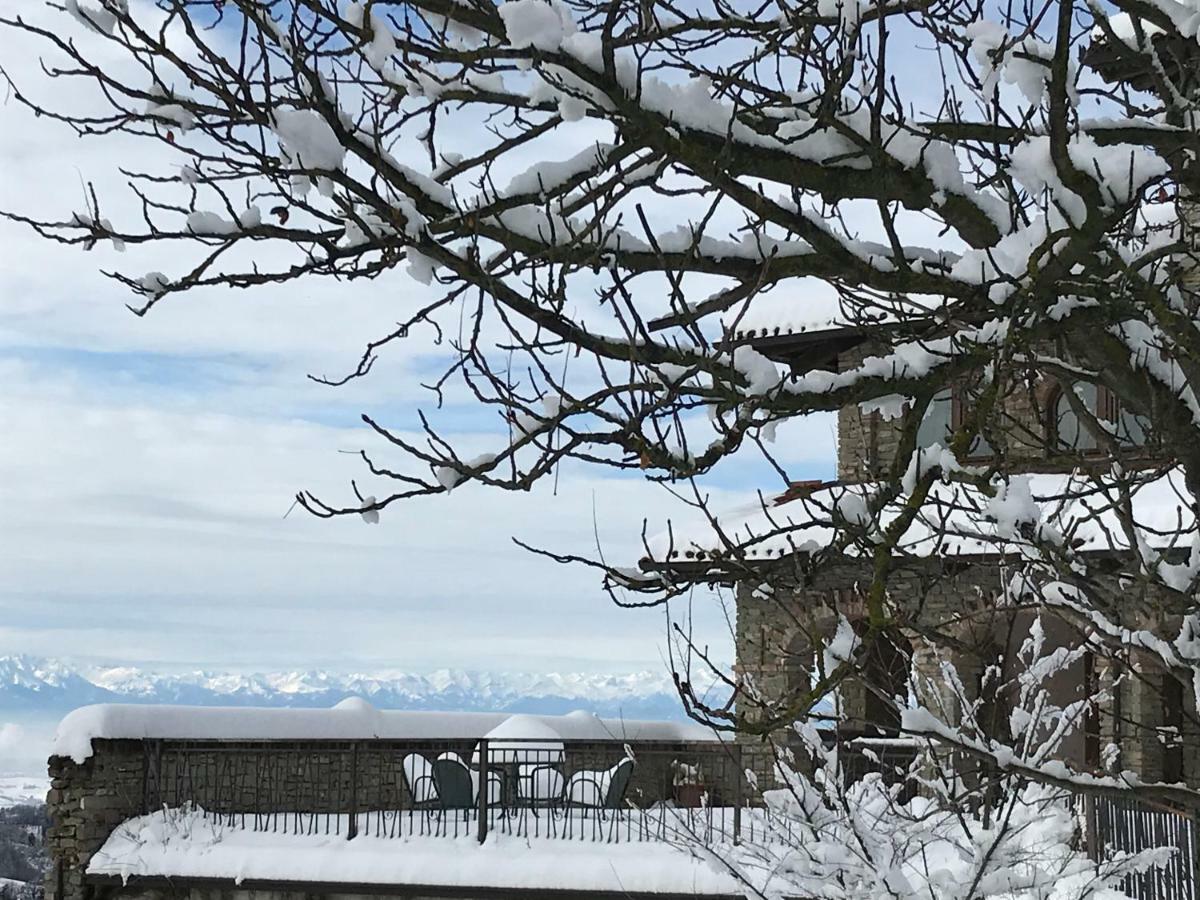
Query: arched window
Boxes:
[
  {"xmin": 1052, "ymin": 384, "xmax": 1098, "ymax": 451},
  {"xmin": 916, "ymin": 389, "xmax": 954, "ymax": 449},
  {"xmin": 917, "ymin": 387, "xmax": 993, "ymax": 456},
  {"xmin": 1050, "ymin": 383, "xmax": 1149, "ymax": 452}
]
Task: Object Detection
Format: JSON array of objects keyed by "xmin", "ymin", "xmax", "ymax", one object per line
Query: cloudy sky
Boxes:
[{"xmin": 0, "ymin": 2, "xmax": 838, "ymax": 680}]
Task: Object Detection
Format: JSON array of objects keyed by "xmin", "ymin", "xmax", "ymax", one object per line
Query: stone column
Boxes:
[
  {"xmin": 1120, "ymin": 650, "xmax": 1169, "ymax": 782},
  {"xmin": 733, "ymin": 578, "xmax": 839, "ymax": 787},
  {"xmin": 45, "ymin": 741, "xmax": 145, "ymax": 900}
]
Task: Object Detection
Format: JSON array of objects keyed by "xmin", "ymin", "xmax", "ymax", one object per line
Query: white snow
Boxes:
[
  {"xmin": 347, "ymin": 4, "xmax": 399, "ymax": 74},
  {"xmin": 88, "ymin": 806, "xmax": 743, "ymax": 895},
  {"xmin": 502, "ymin": 143, "xmax": 613, "ymax": 197},
  {"xmin": 433, "ymin": 453, "xmax": 497, "ymax": 493},
  {"xmin": 0, "ymin": 776, "xmax": 48, "ymax": 809},
  {"xmin": 52, "ymin": 701, "xmax": 719, "ymax": 763},
  {"xmin": 65, "ymin": 0, "xmax": 117, "ymax": 34},
  {"xmin": 434, "ymin": 465, "xmax": 464, "ymax": 491},
  {"xmin": 71, "ymin": 212, "xmax": 125, "ymax": 252},
  {"xmin": 57, "ymin": 659, "xmax": 681, "ymax": 708},
  {"xmin": 406, "ymin": 247, "xmax": 436, "ymax": 284},
  {"xmin": 145, "ymin": 101, "xmax": 196, "ymax": 131},
  {"xmin": 1010, "ymin": 134, "xmax": 1169, "ymax": 214},
  {"xmin": 859, "ymin": 394, "xmax": 909, "ymax": 421},
  {"xmin": 822, "ymin": 615, "xmax": 860, "ymax": 675},
  {"xmin": 359, "ymin": 495, "xmax": 380, "ymax": 524},
  {"xmin": 478, "ymin": 714, "xmax": 565, "ymax": 761},
  {"xmin": 1092, "ymin": 13, "xmax": 1164, "ymax": 47},
  {"xmin": 272, "ymin": 109, "xmax": 347, "ymax": 174},
  {"xmin": 817, "ymin": 0, "xmax": 866, "ymax": 27},
  {"xmin": 185, "ymin": 208, "xmax": 260, "ymax": 235},
  {"xmin": 137, "ymin": 272, "xmax": 170, "ymax": 298},
  {"xmin": 498, "ymin": 0, "xmax": 577, "ymax": 51},
  {"xmin": 730, "ymin": 346, "xmax": 781, "ymax": 396},
  {"xmin": 966, "ymin": 20, "xmax": 1058, "ymax": 104}
]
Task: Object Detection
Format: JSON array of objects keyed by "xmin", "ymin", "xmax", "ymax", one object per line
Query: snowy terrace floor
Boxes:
[{"xmin": 85, "ymin": 809, "xmax": 751, "ymax": 899}]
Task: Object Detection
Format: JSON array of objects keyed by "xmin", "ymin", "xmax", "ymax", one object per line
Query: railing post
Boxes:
[
  {"xmin": 347, "ymin": 742, "xmax": 359, "ymax": 841},
  {"xmin": 733, "ymin": 743, "xmax": 743, "ymax": 846},
  {"xmin": 1083, "ymin": 794, "xmax": 1097, "ymax": 862},
  {"xmin": 477, "ymin": 739, "xmax": 490, "ymax": 844},
  {"xmin": 141, "ymin": 741, "xmax": 150, "ymax": 815},
  {"xmin": 142, "ymin": 740, "xmax": 162, "ymax": 814}
]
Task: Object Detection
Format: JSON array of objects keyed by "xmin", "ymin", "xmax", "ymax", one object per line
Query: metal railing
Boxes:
[
  {"xmin": 136, "ymin": 732, "xmax": 925, "ymax": 846},
  {"xmin": 1083, "ymin": 795, "xmax": 1199, "ymax": 900},
  {"xmin": 128, "ymin": 733, "xmax": 1200, "ymax": 900},
  {"xmin": 141, "ymin": 737, "xmax": 757, "ymax": 845}
]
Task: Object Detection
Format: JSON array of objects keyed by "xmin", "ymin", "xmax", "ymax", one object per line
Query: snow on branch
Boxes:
[{"xmin": 7, "ymin": 0, "xmax": 1200, "ymax": 874}]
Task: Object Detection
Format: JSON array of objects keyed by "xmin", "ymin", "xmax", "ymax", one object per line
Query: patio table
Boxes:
[{"xmin": 471, "ymin": 715, "xmax": 566, "ymax": 809}]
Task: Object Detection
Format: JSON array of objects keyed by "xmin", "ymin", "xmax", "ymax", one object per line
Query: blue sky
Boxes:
[{"xmin": 0, "ymin": 1, "xmax": 839, "ymax": 680}]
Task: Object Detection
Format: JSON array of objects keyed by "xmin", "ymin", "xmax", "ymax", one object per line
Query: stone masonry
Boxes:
[
  {"xmin": 46, "ymin": 741, "xmax": 145, "ymax": 900},
  {"xmin": 834, "ymin": 342, "xmax": 1089, "ymax": 483},
  {"xmin": 740, "ymin": 339, "xmax": 1200, "ymax": 790}
]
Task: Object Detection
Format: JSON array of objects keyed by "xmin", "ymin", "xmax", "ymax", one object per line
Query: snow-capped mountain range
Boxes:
[{"xmin": 0, "ymin": 656, "xmax": 688, "ymax": 720}]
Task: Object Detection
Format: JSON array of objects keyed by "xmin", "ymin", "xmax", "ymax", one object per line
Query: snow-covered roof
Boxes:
[
  {"xmin": 643, "ymin": 468, "xmax": 1194, "ymax": 568},
  {"xmin": 53, "ymin": 700, "xmax": 719, "ymax": 763},
  {"xmin": 723, "ymin": 292, "xmax": 933, "ymax": 346},
  {"xmin": 725, "ymin": 292, "xmax": 861, "ymax": 344}
]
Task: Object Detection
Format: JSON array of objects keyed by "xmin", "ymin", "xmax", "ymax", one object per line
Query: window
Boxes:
[
  {"xmin": 917, "ymin": 387, "xmax": 993, "ymax": 456},
  {"xmin": 1053, "ymin": 384, "xmax": 1098, "ymax": 451},
  {"xmin": 916, "ymin": 389, "xmax": 953, "ymax": 449},
  {"xmin": 1162, "ymin": 675, "xmax": 1184, "ymax": 783},
  {"xmin": 1050, "ymin": 383, "xmax": 1149, "ymax": 452}
]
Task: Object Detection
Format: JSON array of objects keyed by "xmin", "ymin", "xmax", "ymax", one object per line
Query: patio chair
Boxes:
[
  {"xmin": 516, "ymin": 763, "xmax": 565, "ymax": 807},
  {"xmin": 432, "ymin": 754, "xmax": 502, "ymax": 811},
  {"xmin": 401, "ymin": 754, "xmax": 438, "ymax": 809},
  {"xmin": 564, "ymin": 757, "xmax": 635, "ymax": 810}
]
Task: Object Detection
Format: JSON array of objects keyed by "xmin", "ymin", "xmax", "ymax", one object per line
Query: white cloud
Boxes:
[
  {"xmin": 0, "ymin": 2, "xmax": 837, "ymax": 680},
  {"xmin": 0, "ymin": 352, "xmax": 768, "ymax": 672},
  {"xmin": 0, "ymin": 723, "xmax": 23, "ymax": 755}
]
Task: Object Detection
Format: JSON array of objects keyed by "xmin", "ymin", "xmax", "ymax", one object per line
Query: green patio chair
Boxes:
[{"xmin": 432, "ymin": 757, "xmax": 475, "ymax": 811}]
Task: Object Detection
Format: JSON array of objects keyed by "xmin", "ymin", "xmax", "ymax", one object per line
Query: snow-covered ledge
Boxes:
[
  {"xmin": 86, "ymin": 807, "xmax": 745, "ymax": 899},
  {"xmin": 53, "ymin": 700, "xmax": 720, "ymax": 764}
]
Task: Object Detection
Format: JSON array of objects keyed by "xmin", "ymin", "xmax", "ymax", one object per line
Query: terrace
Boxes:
[
  {"xmin": 47, "ymin": 702, "xmax": 813, "ymax": 900},
  {"xmin": 45, "ymin": 702, "xmax": 1197, "ymax": 900}
]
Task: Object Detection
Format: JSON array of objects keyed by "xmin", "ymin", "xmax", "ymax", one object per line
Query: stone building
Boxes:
[{"xmin": 647, "ymin": 316, "xmax": 1200, "ymax": 789}]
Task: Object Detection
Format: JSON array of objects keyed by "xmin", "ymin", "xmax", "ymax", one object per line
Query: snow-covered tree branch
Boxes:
[{"xmin": 6, "ymin": 0, "xmax": 1200, "ymax": 885}]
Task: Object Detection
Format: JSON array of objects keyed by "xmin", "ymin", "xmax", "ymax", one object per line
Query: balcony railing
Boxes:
[
  {"xmin": 76, "ymin": 732, "xmax": 1198, "ymax": 900},
  {"xmin": 141, "ymin": 737, "xmax": 770, "ymax": 845}
]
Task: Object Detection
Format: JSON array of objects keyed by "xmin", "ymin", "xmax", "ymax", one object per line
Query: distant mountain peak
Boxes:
[{"xmin": 0, "ymin": 655, "xmax": 689, "ymax": 721}]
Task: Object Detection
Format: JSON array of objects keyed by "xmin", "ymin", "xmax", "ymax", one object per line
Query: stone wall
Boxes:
[
  {"xmin": 735, "ymin": 558, "xmax": 1012, "ymax": 731},
  {"xmin": 834, "ymin": 343, "xmax": 1077, "ymax": 483},
  {"xmin": 46, "ymin": 740, "xmax": 145, "ymax": 900},
  {"xmin": 835, "ymin": 344, "xmax": 881, "ymax": 482},
  {"xmin": 733, "ymin": 558, "xmax": 1200, "ymax": 789}
]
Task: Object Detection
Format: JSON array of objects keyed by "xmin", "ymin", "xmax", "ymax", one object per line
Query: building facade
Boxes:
[{"xmin": 725, "ymin": 330, "xmax": 1200, "ymax": 788}]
